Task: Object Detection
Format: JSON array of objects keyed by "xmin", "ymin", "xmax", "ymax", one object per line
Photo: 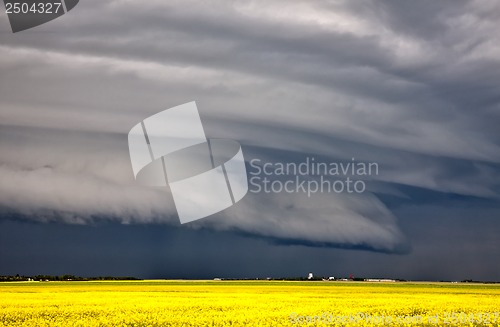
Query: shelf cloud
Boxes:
[{"xmin": 1, "ymin": 0, "xmax": 499, "ymax": 257}]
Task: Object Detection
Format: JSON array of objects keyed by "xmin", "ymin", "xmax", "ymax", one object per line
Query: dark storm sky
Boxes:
[{"xmin": 0, "ymin": 0, "xmax": 499, "ymax": 281}]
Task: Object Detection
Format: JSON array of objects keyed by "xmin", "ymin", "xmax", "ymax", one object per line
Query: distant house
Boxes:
[{"xmin": 308, "ymin": 272, "xmax": 314, "ymax": 280}]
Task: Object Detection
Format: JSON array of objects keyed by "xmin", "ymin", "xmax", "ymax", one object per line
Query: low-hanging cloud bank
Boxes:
[{"xmin": 1, "ymin": 0, "xmax": 499, "ymax": 253}]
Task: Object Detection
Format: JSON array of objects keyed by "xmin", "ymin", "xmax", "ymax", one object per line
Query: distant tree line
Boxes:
[{"xmin": 0, "ymin": 274, "xmax": 140, "ymax": 282}]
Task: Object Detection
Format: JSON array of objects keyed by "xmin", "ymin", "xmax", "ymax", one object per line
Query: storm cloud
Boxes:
[{"xmin": 1, "ymin": 0, "xmax": 499, "ymax": 271}]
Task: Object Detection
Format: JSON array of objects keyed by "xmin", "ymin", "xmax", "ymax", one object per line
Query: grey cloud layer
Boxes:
[{"xmin": 1, "ymin": 0, "xmax": 499, "ymax": 252}]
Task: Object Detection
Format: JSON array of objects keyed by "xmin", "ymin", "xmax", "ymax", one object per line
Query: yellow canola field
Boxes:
[{"xmin": 1, "ymin": 280, "xmax": 499, "ymax": 326}]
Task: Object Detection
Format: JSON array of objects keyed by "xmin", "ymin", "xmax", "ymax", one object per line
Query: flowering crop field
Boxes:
[{"xmin": 0, "ymin": 280, "xmax": 499, "ymax": 326}]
